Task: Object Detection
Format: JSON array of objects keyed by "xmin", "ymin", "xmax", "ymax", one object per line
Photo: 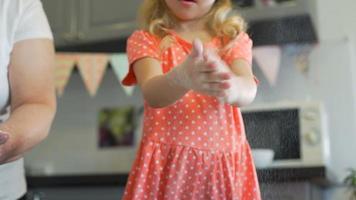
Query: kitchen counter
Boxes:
[
  {"xmin": 27, "ymin": 166, "xmax": 328, "ymax": 188},
  {"xmin": 257, "ymin": 166, "xmax": 328, "ymax": 184}
]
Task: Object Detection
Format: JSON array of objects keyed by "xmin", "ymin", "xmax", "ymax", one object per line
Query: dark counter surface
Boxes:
[{"xmin": 27, "ymin": 166, "xmax": 328, "ymax": 188}]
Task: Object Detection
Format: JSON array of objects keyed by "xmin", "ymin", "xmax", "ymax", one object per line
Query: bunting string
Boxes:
[{"xmin": 54, "ymin": 46, "xmax": 313, "ymax": 96}]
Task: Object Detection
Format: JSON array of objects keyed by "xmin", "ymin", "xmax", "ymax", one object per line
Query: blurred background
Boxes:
[{"xmin": 24, "ymin": 0, "xmax": 356, "ymax": 199}]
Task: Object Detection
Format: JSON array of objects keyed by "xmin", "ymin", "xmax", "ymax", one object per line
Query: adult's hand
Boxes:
[{"xmin": 0, "ymin": 132, "xmax": 9, "ymax": 145}]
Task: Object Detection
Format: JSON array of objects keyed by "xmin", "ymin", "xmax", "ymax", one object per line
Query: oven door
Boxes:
[{"xmin": 242, "ymin": 108, "xmax": 302, "ymax": 165}]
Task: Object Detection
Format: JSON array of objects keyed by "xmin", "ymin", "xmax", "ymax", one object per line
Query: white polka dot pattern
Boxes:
[{"xmin": 122, "ymin": 30, "xmax": 261, "ymax": 200}]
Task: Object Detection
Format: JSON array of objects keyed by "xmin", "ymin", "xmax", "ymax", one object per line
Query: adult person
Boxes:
[{"xmin": 0, "ymin": 0, "xmax": 56, "ymax": 199}]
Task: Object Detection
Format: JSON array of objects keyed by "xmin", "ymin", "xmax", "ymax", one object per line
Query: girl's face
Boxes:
[{"xmin": 164, "ymin": 0, "xmax": 216, "ymax": 21}]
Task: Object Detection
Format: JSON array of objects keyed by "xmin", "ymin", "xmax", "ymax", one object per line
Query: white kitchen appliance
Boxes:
[{"xmin": 241, "ymin": 101, "xmax": 330, "ymax": 168}]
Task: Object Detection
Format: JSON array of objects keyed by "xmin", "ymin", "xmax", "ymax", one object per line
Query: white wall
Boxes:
[
  {"xmin": 315, "ymin": 0, "xmax": 356, "ymax": 42},
  {"xmin": 252, "ymin": 37, "xmax": 356, "ymax": 181},
  {"xmin": 315, "ymin": 1, "xmax": 356, "ymax": 199},
  {"xmin": 251, "ymin": 0, "xmax": 356, "ymax": 199},
  {"xmin": 25, "ymin": 70, "xmax": 143, "ymax": 175}
]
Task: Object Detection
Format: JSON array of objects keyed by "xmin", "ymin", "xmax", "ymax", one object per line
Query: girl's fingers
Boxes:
[
  {"xmin": 200, "ymin": 82, "xmax": 230, "ymax": 94},
  {"xmin": 200, "ymin": 57, "xmax": 230, "ymax": 74},
  {"xmin": 218, "ymin": 81, "xmax": 231, "ymax": 89},
  {"xmin": 206, "ymin": 60, "xmax": 218, "ymax": 71},
  {"xmin": 203, "ymin": 50, "xmax": 209, "ymax": 62},
  {"xmin": 196, "ymin": 60, "xmax": 216, "ymax": 73},
  {"xmin": 204, "ymin": 47, "xmax": 219, "ymax": 61},
  {"xmin": 204, "ymin": 50, "xmax": 218, "ymax": 64},
  {"xmin": 201, "ymin": 72, "xmax": 232, "ymax": 83},
  {"xmin": 191, "ymin": 38, "xmax": 204, "ymax": 58},
  {"xmin": 200, "ymin": 48, "xmax": 220, "ymax": 71}
]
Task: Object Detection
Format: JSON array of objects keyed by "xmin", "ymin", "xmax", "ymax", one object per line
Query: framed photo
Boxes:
[{"xmin": 98, "ymin": 106, "xmax": 138, "ymax": 148}]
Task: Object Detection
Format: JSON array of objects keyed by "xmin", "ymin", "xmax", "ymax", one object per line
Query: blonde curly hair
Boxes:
[{"xmin": 138, "ymin": 0, "xmax": 247, "ymax": 40}]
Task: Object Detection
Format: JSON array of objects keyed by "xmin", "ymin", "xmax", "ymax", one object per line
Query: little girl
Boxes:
[{"xmin": 122, "ymin": 0, "xmax": 261, "ymax": 199}]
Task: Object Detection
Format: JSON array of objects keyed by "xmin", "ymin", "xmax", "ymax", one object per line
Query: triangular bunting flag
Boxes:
[
  {"xmin": 253, "ymin": 46, "xmax": 282, "ymax": 86},
  {"xmin": 110, "ymin": 54, "xmax": 135, "ymax": 96},
  {"xmin": 77, "ymin": 54, "xmax": 109, "ymax": 97},
  {"xmin": 284, "ymin": 44, "xmax": 314, "ymax": 75},
  {"xmin": 54, "ymin": 54, "xmax": 77, "ymax": 96}
]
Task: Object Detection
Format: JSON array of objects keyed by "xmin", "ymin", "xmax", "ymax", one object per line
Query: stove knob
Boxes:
[
  {"xmin": 304, "ymin": 111, "xmax": 318, "ymax": 121},
  {"xmin": 305, "ymin": 131, "xmax": 319, "ymax": 145}
]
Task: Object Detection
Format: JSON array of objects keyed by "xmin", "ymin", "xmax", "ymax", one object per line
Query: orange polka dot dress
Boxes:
[{"xmin": 121, "ymin": 30, "xmax": 261, "ymax": 200}]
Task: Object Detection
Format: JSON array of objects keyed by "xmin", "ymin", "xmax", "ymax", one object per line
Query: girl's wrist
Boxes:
[{"xmin": 222, "ymin": 76, "xmax": 241, "ymax": 104}]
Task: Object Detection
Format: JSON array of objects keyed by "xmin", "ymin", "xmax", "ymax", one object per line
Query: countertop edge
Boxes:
[{"xmin": 27, "ymin": 166, "xmax": 329, "ymax": 188}]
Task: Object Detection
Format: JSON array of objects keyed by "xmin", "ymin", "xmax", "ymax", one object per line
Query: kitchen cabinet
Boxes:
[
  {"xmin": 235, "ymin": 0, "xmax": 317, "ymax": 22},
  {"xmin": 43, "ymin": 0, "xmax": 318, "ymax": 48},
  {"xmin": 41, "ymin": 0, "xmax": 77, "ymax": 46},
  {"xmin": 77, "ymin": 0, "xmax": 140, "ymax": 43},
  {"xmin": 42, "ymin": 0, "xmax": 141, "ymax": 47},
  {"xmin": 233, "ymin": 0, "xmax": 318, "ymax": 46}
]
